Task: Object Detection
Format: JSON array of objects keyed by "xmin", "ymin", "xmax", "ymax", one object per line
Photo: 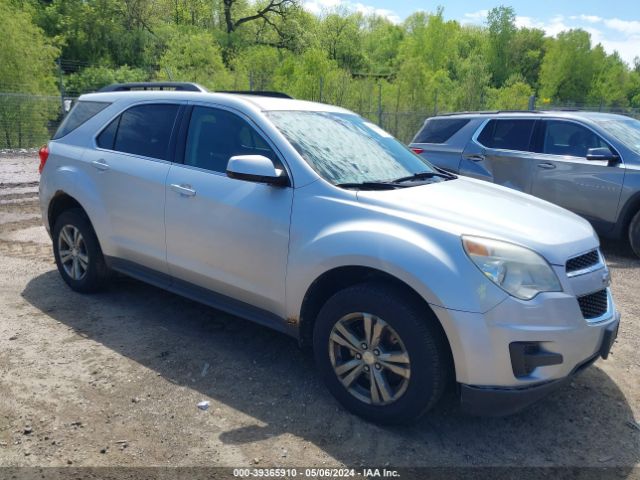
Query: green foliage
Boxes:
[
  {"xmin": 0, "ymin": 0, "xmax": 59, "ymax": 148},
  {"xmin": 487, "ymin": 74, "xmax": 534, "ymax": 110},
  {"xmin": 3, "ymin": 1, "xmax": 640, "ymax": 147},
  {"xmin": 486, "ymin": 6, "xmax": 517, "ymax": 86},
  {"xmin": 539, "ymin": 30, "xmax": 595, "ymax": 104},
  {"xmin": 64, "ymin": 66, "xmax": 149, "ymax": 95},
  {"xmin": 157, "ymin": 29, "xmax": 231, "ymax": 89}
]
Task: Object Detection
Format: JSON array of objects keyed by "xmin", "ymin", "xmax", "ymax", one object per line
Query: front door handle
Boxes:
[
  {"xmin": 537, "ymin": 162, "xmax": 556, "ymax": 170},
  {"xmin": 91, "ymin": 159, "xmax": 109, "ymax": 171},
  {"xmin": 170, "ymin": 183, "xmax": 196, "ymax": 197},
  {"xmin": 465, "ymin": 154, "xmax": 485, "ymax": 162}
]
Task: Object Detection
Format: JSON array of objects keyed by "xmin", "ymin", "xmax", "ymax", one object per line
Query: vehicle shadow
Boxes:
[{"xmin": 22, "ymin": 271, "xmax": 639, "ymax": 471}]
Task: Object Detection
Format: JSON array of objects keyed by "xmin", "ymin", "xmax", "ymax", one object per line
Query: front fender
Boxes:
[{"xmin": 286, "ymin": 214, "xmax": 508, "ymax": 322}]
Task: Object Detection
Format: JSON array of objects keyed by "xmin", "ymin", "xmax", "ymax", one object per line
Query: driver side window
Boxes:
[
  {"xmin": 184, "ymin": 106, "xmax": 278, "ymax": 173},
  {"xmin": 542, "ymin": 121, "xmax": 609, "ymax": 158}
]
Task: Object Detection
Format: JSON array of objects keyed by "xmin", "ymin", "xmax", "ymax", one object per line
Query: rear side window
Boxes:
[
  {"xmin": 414, "ymin": 118, "xmax": 470, "ymax": 144},
  {"xmin": 477, "ymin": 119, "xmax": 535, "ymax": 152},
  {"xmin": 53, "ymin": 101, "xmax": 111, "ymax": 139},
  {"xmin": 113, "ymin": 104, "xmax": 179, "ymax": 160}
]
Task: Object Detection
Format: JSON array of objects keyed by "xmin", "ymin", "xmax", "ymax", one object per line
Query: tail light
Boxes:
[
  {"xmin": 38, "ymin": 144, "xmax": 49, "ymax": 174},
  {"xmin": 411, "ymin": 147, "xmax": 424, "ymax": 155}
]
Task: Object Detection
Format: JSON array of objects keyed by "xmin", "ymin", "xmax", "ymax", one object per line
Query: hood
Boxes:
[{"xmin": 356, "ymin": 177, "xmax": 598, "ymax": 266}]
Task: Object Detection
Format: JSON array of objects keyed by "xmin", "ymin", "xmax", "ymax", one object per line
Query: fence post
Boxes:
[
  {"xmin": 377, "ymin": 81, "xmax": 382, "ymax": 127},
  {"xmin": 56, "ymin": 59, "xmax": 66, "ymax": 117},
  {"xmin": 528, "ymin": 95, "xmax": 536, "ymax": 111},
  {"xmin": 319, "ymin": 76, "xmax": 324, "ymax": 103},
  {"xmin": 249, "ymin": 71, "xmax": 254, "ymax": 92}
]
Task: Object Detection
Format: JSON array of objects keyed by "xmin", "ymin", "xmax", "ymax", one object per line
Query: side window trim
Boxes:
[
  {"xmin": 178, "ymin": 101, "xmax": 292, "ymax": 182},
  {"xmin": 472, "ymin": 118, "xmax": 537, "ymax": 154},
  {"xmin": 537, "ymin": 119, "xmax": 623, "ymax": 163},
  {"xmin": 93, "ymin": 100, "xmax": 185, "ymax": 163}
]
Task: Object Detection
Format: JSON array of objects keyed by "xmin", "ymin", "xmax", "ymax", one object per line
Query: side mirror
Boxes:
[
  {"xmin": 586, "ymin": 147, "xmax": 619, "ymax": 162},
  {"xmin": 226, "ymin": 155, "xmax": 289, "ymax": 186}
]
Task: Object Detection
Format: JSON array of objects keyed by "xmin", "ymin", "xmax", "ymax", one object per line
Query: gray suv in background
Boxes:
[{"xmin": 409, "ymin": 111, "xmax": 640, "ymax": 257}]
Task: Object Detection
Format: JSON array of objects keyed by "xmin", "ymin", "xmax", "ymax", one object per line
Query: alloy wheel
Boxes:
[
  {"xmin": 328, "ymin": 312, "xmax": 411, "ymax": 405},
  {"xmin": 58, "ymin": 225, "xmax": 89, "ymax": 281}
]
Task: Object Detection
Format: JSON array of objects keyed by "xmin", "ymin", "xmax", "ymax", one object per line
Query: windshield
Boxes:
[
  {"xmin": 266, "ymin": 111, "xmax": 437, "ymax": 185},
  {"xmin": 594, "ymin": 117, "xmax": 640, "ymax": 155}
]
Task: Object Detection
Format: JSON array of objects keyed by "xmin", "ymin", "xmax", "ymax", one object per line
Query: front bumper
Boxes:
[{"xmin": 459, "ymin": 314, "xmax": 620, "ymax": 416}]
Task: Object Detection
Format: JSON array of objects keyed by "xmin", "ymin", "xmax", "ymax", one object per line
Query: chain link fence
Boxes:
[{"xmin": 2, "ymin": 90, "xmax": 640, "ymax": 149}]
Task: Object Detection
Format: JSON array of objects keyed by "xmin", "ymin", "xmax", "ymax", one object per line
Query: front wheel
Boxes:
[
  {"xmin": 313, "ymin": 282, "xmax": 450, "ymax": 424},
  {"xmin": 629, "ymin": 209, "xmax": 640, "ymax": 258}
]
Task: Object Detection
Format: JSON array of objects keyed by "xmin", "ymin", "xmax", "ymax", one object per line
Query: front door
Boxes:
[
  {"xmin": 164, "ymin": 105, "xmax": 293, "ymax": 316},
  {"xmin": 530, "ymin": 119, "xmax": 625, "ymax": 232}
]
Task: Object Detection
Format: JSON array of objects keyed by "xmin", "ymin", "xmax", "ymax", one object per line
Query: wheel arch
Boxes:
[
  {"xmin": 615, "ymin": 189, "xmax": 640, "ymax": 240},
  {"xmin": 47, "ymin": 191, "xmax": 89, "ymax": 232},
  {"xmin": 298, "ymin": 265, "xmax": 455, "ymax": 377}
]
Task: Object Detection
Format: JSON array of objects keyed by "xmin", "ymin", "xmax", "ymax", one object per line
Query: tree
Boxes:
[
  {"xmin": 486, "ymin": 6, "xmax": 517, "ymax": 87},
  {"xmin": 539, "ymin": 30, "xmax": 595, "ymax": 104},
  {"xmin": 157, "ymin": 29, "xmax": 231, "ymax": 89},
  {"xmin": 589, "ymin": 48, "xmax": 629, "ymax": 107},
  {"xmin": 487, "ymin": 74, "xmax": 534, "ymax": 110},
  {"xmin": 0, "ymin": 0, "xmax": 59, "ymax": 148}
]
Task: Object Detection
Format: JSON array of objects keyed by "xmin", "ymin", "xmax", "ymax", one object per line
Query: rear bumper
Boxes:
[{"xmin": 459, "ymin": 316, "xmax": 620, "ymax": 416}]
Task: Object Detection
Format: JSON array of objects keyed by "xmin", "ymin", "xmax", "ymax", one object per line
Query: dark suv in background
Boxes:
[{"xmin": 409, "ymin": 111, "xmax": 640, "ymax": 257}]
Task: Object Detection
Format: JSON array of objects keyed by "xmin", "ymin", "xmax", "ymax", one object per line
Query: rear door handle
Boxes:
[
  {"xmin": 170, "ymin": 183, "xmax": 196, "ymax": 197},
  {"xmin": 465, "ymin": 154, "xmax": 485, "ymax": 162},
  {"xmin": 537, "ymin": 162, "xmax": 556, "ymax": 170},
  {"xmin": 91, "ymin": 159, "xmax": 109, "ymax": 171}
]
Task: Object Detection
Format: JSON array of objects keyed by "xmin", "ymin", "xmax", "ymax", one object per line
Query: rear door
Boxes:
[
  {"xmin": 530, "ymin": 119, "xmax": 625, "ymax": 232},
  {"xmin": 85, "ymin": 102, "xmax": 182, "ymax": 275},
  {"xmin": 460, "ymin": 118, "xmax": 537, "ymax": 193}
]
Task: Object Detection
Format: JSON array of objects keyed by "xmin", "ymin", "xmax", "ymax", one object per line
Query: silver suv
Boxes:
[
  {"xmin": 39, "ymin": 83, "xmax": 621, "ymax": 423},
  {"xmin": 409, "ymin": 111, "xmax": 640, "ymax": 257}
]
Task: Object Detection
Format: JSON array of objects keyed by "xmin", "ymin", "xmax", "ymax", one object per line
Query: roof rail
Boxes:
[
  {"xmin": 98, "ymin": 82, "xmax": 208, "ymax": 93},
  {"xmin": 218, "ymin": 90, "xmax": 293, "ymax": 99},
  {"xmin": 436, "ymin": 110, "xmax": 542, "ymax": 116}
]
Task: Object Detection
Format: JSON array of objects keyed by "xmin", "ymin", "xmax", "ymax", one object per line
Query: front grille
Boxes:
[
  {"xmin": 577, "ymin": 289, "xmax": 608, "ymax": 319},
  {"xmin": 566, "ymin": 249, "xmax": 600, "ymax": 274}
]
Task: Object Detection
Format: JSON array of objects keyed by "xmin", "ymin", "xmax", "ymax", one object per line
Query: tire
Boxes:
[
  {"xmin": 313, "ymin": 282, "xmax": 450, "ymax": 424},
  {"xmin": 629, "ymin": 209, "xmax": 640, "ymax": 258},
  {"xmin": 52, "ymin": 209, "xmax": 110, "ymax": 293}
]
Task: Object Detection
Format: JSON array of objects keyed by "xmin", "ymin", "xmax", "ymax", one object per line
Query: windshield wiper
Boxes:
[
  {"xmin": 335, "ymin": 181, "xmax": 406, "ymax": 190},
  {"xmin": 390, "ymin": 170, "xmax": 457, "ymax": 183}
]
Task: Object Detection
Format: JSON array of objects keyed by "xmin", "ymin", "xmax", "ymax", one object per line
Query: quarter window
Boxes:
[
  {"xmin": 184, "ymin": 106, "xmax": 277, "ymax": 173},
  {"xmin": 111, "ymin": 104, "xmax": 179, "ymax": 160},
  {"xmin": 540, "ymin": 121, "xmax": 609, "ymax": 158},
  {"xmin": 477, "ymin": 119, "xmax": 535, "ymax": 152},
  {"xmin": 413, "ymin": 118, "xmax": 470, "ymax": 144},
  {"xmin": 53, "ymin": 101, "xmax": 111, "ymax": 139}
]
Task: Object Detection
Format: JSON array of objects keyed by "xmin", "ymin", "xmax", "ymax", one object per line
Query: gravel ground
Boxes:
[{"xmin": 0, "ymin": 154, "xmax": 638, "ymax": 475}]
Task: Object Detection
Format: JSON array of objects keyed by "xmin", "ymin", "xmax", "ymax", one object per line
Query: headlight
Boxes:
[{"xmin": 462, "ymin": 235, "xmax": 562, "ymax": 300}]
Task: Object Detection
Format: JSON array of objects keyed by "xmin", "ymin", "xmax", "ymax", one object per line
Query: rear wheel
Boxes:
[
  {"xmin": 52, "ymin": 209, "xmax": 110, "ymax": 293},
  {"xmin": 630, "ymin": 210, "xmax": 640, "ymax": 258},
  {"xmin": 313, "ymin": 282, "xmax": 450, "ymax": 424}
]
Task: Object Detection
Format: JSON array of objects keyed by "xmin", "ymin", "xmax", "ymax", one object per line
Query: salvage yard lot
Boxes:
[{"xmin": 0, "ymin": 153, "xmax": 638, "ymax": 471}]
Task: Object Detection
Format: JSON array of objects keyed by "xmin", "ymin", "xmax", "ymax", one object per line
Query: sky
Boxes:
[{"xmin": 303, "ymin": 0, "xmax": 640, "ymax": 66}]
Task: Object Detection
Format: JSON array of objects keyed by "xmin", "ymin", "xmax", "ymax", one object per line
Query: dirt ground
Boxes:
[{"xmin": 0, "ymin": 153, "xmax": 638, "ymax": 474}]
